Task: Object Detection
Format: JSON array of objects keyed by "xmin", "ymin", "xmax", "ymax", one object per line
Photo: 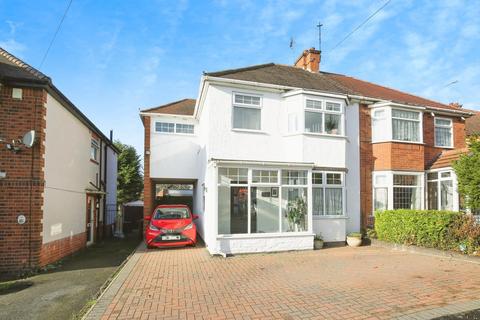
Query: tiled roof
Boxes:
[
  {"xmin": 206, "ymin": 63, "xmax": 463, "ymax": 112},
  {"xmin": 142, "ymin": 99, "xmax": 196, "ymax": 116},
  {"xmin": 428, "ymin": 148, "xmax": 468, "ymax": 169},
  {"xmin": 466, "ymin": 111, "xmax": 480, "ymax": 136}
]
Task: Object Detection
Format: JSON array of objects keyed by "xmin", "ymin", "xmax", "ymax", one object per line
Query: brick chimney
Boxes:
[{"xmin": 294, "ymin": 47, "xmax": 321, "ymax": 73}]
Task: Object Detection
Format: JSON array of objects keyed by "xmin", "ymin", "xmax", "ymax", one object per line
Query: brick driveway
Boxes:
[{"xmin": 89, "ymin": 244, "xmax": 480, "ymax": 320}]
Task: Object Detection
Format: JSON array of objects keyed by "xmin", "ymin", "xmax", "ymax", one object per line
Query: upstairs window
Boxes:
[
  {"xmin": 90, "ymin": 139, "xmax": 99, "ymax": 162},
  {"xmin": 304, "ymin": 99, "xmax": 343, "ymax": 135},
  {"xmin": 435, "ymin": 118, "xmax": 453, "ymax": 148},
  {"xmin": 392, "ymin": 109, "xmax": 421, "ymax": 142},
  {"xmin": 155, "ymin": 122, "xmax": 194, "ymax": 134},
  {"xmin": 232, "ymin": 93, "xmax": 261, "ymax": 130}
]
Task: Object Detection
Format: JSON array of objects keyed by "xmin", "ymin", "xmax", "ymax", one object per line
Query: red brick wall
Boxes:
[
  {"xmin": 142, "ymin": 116, "xmax": 152, "ymax": 229},
  {"xmin": 0, "ymin": 85, "xmax": 47, "ymax": 275},
  {"xmin": 359, "ymin": 104, "xmax": 467, "ymax": 228},
  {"xmin": 39, "ymin": 232, "xmax": 87, "ymax": 266}
]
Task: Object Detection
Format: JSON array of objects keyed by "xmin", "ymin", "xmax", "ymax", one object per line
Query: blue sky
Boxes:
[{"xmin": 1, "ymin": 0, "xmax": 479, "ymax": 155}]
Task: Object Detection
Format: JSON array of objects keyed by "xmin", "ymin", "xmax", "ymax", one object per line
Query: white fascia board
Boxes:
[
  {"xmin": 204, "ymin": 76, "xmax": 292, "ymax": 92},
  {"xmin": 139, "ymin": 112, "xmax": 197, "ymax": 122},
  {"xmin": 369, "ymin": 101, "xmax": 426, "ymax": 111},
  {"xmin": 209, "ymin": 158, "xmax": 315, "ymax": 168},
  {"xmin": 193, "ymin": 75, "xmax": 208, "ymax": 119},
  {"xmin": 282, "ymin": 89, "xmax": 349, "ymax": 102},
  {"xmin": 426, "ymin": 106, "xmax": 473, "ymax": 117}
]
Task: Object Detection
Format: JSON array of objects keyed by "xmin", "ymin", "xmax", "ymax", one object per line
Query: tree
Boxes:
[
  {"xmin": 114, "ymin": 141, "xmax": 143, "ymax": 205},
  {"xmin": 452, "ymin": 138, "xmax": 480, "ymax": 210}
]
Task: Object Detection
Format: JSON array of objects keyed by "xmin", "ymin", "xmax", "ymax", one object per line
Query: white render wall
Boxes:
[
  {"xmin": 149, "ymin": 115, "xmax": 200, "ymax": 180},
  {"xmin": 43, "ymin": 93, "xmax": 100, "ymax": 243}
]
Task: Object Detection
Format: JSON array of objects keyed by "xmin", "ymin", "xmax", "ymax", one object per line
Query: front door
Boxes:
[{"xmin": 86, "ymin": 196, "xmax": 95, "ymax": 245}]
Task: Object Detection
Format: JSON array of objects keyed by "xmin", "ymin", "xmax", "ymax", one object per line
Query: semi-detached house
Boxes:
[
  {"xmin": 0, "ymin": 48, "xmax": 118, "ymax": 276},
  {"xmin": 141, "ymin": 48, "xmax": 472, "ymax": 255}
]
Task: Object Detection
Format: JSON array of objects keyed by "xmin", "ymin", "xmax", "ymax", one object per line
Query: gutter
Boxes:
[{"xmin": 209, "ymin": 158, "xmax": 315, "ymax": 168}]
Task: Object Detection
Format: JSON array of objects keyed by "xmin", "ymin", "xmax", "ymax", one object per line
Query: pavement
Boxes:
[
  {"xmin": 85, "ymin": 243, "xmax": 480, "ymax": 320},
  {"xmin": 0, "ymin": 233, "xmax": 140, "ymax": 320}
]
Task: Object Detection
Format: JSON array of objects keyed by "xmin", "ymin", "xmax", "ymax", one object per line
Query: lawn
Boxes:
[{"xmin": 0, "ymin": 231, "xmax": 140, "ymax": 320}]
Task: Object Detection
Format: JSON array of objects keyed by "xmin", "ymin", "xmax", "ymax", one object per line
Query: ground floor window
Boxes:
[
  {"xmin": 312, "ymin": 172, "xmax": 344, "ymax": 216},
  {"xmin": 373, "ymin": 171, "xmax": 424, "ymax": 212},
  {"xmin": 218, "ymin": 167, "xmax": 311, "ymax": 235},
  {"xmin": 427, "ymin": 170, "xmax": 454, "ymax": 211}
]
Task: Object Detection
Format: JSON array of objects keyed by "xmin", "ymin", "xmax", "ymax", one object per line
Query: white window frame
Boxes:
[
  {"xmin": 372, "ymin": 171, "xmax": 425, "ymax": 212},
  {"xmin": 312, "ymin": 171, "xmax": 345, "ymax": 217},
  {"xmin": 304, "ymin": 98, "xmax": 344, "ymax": 136},
  {"xmin": 391, "ymin": 108, "xmax": 423, "ymax": 143},
  {"xmin": 154, "ymin": 121, "xmax": 195, "ymax": 135},
  {"xmin": 90, "ymin": 138, "xmax": 100, "ymax": 162},
  {"xmin": 231, "ymin": 92, "xmax": 262, "ymax": 132},
  {"xmin": 426, "ymin": 168, "xmax": 458, "ymax": 211},
  {"xmin": 217, "ymin": 167, "xmax": 313, "ymax": 236},
  {"xmin": 371, "ymin": 106, "xmax": 424, "ymax": 144},
  {"xmin": 434, "ymin": 117, "xmax": 453, "ymax": 148}
]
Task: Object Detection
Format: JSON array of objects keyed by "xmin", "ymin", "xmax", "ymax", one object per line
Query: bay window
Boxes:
[
  {"xmin": 304, "ymin": 99, "xmax": 343, "ymax": 135},
  {"xmin": 372, "ymin": 171, "xmax": 424, "ymax": 212},
  {"xmin": 312, "ymin": 172, "xmax": 344, "ymax": 216},
  {"xmin": 232, "ymin": 93, "xmax": 261, "ymax": 130},
  {"xmin": 392, "ymin": 109, "xmax": 421, "ymax": 142},
  {"xmin": 427, "ymin": 170, "xmax": 454, "ymax": 210},
  {"xmin": 434, "ymin": 118, "xmax": 453, "ymax": 148},
  {"xmin": 371, "ymin": 106, "xmax": 423, "ymax": 143}
]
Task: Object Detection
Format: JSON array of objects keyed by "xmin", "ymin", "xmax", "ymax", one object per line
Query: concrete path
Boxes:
[{"xmin": 85, "ymin": 244, "xmax": 480, "ymax": 320}]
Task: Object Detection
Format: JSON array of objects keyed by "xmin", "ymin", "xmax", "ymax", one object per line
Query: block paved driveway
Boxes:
[{"xmin": 91, "ymin": 244, "xmax": 480, "ymax": 320}]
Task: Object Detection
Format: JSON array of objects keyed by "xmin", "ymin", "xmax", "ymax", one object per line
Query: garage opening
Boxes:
[{"xmin": 150, "ymin": 179, "xmax": 197, "ymax": 214}]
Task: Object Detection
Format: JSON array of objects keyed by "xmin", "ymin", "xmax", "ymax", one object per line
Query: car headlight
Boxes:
[
  {"xmin": 149, "ymin": 224, "xmax": 159, "ymax": 231},
  {"xmin": 183, "ymin": 222, "xmax": 194, "ymax": 230}
]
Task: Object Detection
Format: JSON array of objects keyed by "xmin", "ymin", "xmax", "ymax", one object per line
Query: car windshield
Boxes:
[{"xmin": 153, "ymin": 207, "xmax": 190, "ymax": 220}]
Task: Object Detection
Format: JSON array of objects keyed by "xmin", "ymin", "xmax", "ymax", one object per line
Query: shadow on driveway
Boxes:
[{"xmin": 0, "ymin": 231, "xmax": 140, "ymax": 320}]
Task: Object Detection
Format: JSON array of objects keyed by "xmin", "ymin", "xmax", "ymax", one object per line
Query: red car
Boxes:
[{"xmin": 144, "ymin": 204, "xmax": 198, "ymax": 248}]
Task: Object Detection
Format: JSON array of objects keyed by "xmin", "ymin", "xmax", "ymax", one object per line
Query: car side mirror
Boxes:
[
  {"xmin": 192, "ymin": 214, "xmax": 199, "ymax": 220},
  {"xmin": 145, "ymin": 215, "xmax": 152, "ymax": 221}
]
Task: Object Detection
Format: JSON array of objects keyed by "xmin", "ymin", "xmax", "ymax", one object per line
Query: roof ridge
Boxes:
[
  {"xmin": 141, "ymin": 98, "xmax": 196, "ymax": 112},
  {"xmin": 327, "ymin": 72, "xmax": 452, "ymax": 109},
  {"xmin": 0, "ymin": 47, "xmax": 49, "ymax": 81},
  {"xmin": 205, "ymin": 63, "xmax": 275, "ymax": 77}
]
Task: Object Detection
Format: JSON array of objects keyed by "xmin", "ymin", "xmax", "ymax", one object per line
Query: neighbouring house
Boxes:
[
  {"xmin": 0, "ymin": 48, "xmax": 118, "ymax": 276},
  {"xmin": 140, "ymin": 47, "xmax": 472, "ymax": 255}
]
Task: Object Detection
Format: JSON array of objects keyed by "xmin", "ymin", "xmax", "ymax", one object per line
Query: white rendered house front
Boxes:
[{"xmin": 142, "ymin": 76, "xmax": 362, "ymax": 255}]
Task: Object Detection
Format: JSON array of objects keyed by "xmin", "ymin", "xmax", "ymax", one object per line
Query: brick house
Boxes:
[
  {"xmin": 141, "ymin": 47, "xmax": 472, "ymax": 255},
  {"xmin": 0, "ymin": 48, "xmax": 118, "ymax": 276}
]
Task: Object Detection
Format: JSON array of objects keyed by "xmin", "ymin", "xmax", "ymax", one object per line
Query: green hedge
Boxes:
[{"xmin": 375, "ymin": 210, "xmax": 461, "ymax": 250}]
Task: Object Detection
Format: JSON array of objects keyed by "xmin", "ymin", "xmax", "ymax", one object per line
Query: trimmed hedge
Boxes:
[{"xmin": 375, "ymin": 210, "xmax": 461, "ymax": 251}]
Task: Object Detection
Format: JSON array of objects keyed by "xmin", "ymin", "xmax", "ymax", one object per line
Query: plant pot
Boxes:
[
  {"xmin": 314, "ymin": 239, "xmax": 324, "ymax": 250},
  {"xmin": 346, "ymin": 236, "xmax": 362, "ymax": 247}
]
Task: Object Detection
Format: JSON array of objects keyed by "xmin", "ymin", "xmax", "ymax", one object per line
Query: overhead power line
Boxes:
[
  {"xmin": 39, "ymin": 0, "xmax": 74, "ymax": 68},
  {"xmin": 329, "ymin": 0, "xmax": 392, "ymax": 52}
]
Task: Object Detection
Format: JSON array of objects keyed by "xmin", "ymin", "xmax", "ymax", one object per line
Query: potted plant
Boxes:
[
  {"xmin": 287, "ymin": 197, "xmax": 306, "ymax": 232},
  {"xmin": 314, "ymin": 234, "xmax": 324, "ymax": 250},
  {"xmin": 346, "ymin": 232, "xmax": 362, "ymax": 247}
]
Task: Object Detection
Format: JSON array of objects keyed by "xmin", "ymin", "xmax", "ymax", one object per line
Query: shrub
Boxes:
[
  {"xmin": 375, "ymin": 210, "xmax": 461, "ymax": 250},
  {"xmin": 446, "ymin": 214, "xmax": 480, "ymax": 255}
]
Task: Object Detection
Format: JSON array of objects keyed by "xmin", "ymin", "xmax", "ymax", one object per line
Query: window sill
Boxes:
[
  {"xmin": 217, "ymin": 232, "xmax": 314, "ymax": 240},
  {"xmin": 372, "ymin": 140, "xmax": 425, "ymax": 145},
  {"xmin": 153, "ymin": 132, "xmax": 196, "ymax": 137},
  {"xmin": 284, "ymin": 132, "xmax": 348, "ymax": 140},
  {"xmin": 313, "ymin": 215, "xmax": 349, "ymax": 220},
  {"xmin": 231, "ymin": 129, "xmax": 268, "ymax": 135},
  {"xmin": 434, "ymin": 145, "xmax": 454, "ymax": 149}
]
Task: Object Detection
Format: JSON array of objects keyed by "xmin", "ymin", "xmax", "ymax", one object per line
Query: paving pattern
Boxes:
[{"xmin": 90, "ymin": 244, "xmax": 480, "ymax": 320}]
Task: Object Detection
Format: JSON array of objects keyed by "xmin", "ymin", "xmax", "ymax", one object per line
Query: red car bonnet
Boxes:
[{"xmin": 151, "ymin": 217, "xmax": 191, "ymax": 230}]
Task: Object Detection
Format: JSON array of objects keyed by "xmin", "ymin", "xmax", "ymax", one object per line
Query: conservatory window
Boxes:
[{"xmin": 312, "ymin": 172, "xmax": 344, "ymax": 216}]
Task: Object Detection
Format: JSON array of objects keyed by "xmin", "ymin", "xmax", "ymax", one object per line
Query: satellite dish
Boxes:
[{"xmin": 22, "ymin": 130, "xmax": 36, "ymax": 148}]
